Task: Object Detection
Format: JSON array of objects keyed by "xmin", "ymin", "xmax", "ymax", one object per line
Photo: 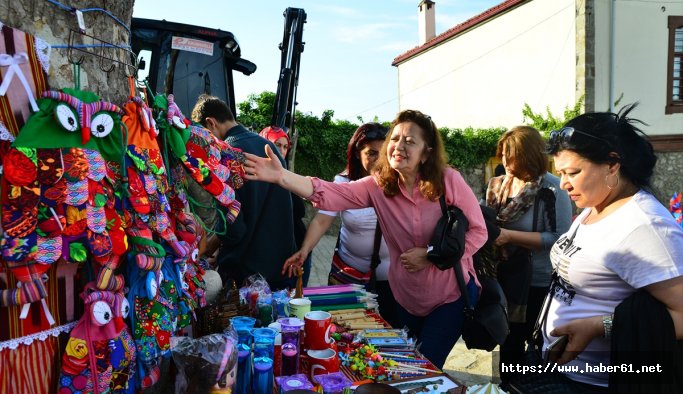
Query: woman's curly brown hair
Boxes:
[{"xmin": 374, "ymin": 109, "xmax": 448, "ymax": 201}]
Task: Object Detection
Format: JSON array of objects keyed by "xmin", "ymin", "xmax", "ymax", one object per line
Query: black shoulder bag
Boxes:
[
  {"xmin": 427, "ymin": 195, "xmax": 509, "ymax": 351},
  {"xmin": 426, "ymin": 196, "xmax": 469, "ymax": 270},
  {"xmin": 367, "ymin": 222, "xmax": 383, "ymax": 291}
]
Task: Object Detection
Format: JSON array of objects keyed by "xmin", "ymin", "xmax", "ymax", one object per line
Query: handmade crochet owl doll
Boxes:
[
  {"xmin": 58, "ymin": 283, "xmax": 136, "ymax": 393},
  {"xmin": 0, "ymin": 88, "xmax": 126, "ymax": 322}
]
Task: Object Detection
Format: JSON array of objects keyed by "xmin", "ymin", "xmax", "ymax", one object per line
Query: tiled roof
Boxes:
[{"xmin": 392, "ymin": 0, "xmax": 529, "ymax": 66}]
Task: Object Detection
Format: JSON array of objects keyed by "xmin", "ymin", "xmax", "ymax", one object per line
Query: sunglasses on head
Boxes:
[
  {"xmin": 549, "ymin": 127, "xmax": 609, "ymax": 147},
  {"xmin": 363, "ymin": 128, "xmax": 388, "ymax": 139}
]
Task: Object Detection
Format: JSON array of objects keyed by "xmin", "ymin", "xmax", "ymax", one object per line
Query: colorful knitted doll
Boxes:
[
  {"xmin": 120, "ymin": 95, "xmax": 188, "ymax": 262},
  {"xmin": 0, "ymin": 88, "xmax": 125, "ymax": 323},
  {"xmin": 176, "ymin": 211, "xmax": 208, "ymax": 309},
  {"xmin": 126, "ymin": 249, "xmax": 174, "ymax": 390},
  {"xmin": 150, "ymin": 93, "xmax": 244, "ymax": 225},
  {"xmin": 58, "ymin": 283, "xmax": 136, "ymax": 394}
]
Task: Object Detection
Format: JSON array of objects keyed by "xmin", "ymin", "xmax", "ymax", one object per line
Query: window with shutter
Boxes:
[{"xmin": 666, "ymin": 16, "xmax": 683, "ymax": 114}]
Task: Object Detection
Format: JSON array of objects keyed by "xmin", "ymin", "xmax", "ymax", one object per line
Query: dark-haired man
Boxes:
[{"xmin": 191, "ymin": 95, "xmax": 297, "ymax": 290}]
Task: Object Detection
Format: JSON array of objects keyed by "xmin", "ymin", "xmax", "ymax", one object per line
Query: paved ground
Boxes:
[{"xmin": 308, "ymin": 235, "xmax": 498, "ymax": 387}]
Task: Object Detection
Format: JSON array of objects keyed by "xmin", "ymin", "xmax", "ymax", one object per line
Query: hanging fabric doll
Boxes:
[
  {"xmin": 58, "ymin": 283, "xmax": 136, "ymax": 394},
  {"xmin": 1, "ymin": 88, "xmax": 125, "ymax": 323},
  {"xmin": 175, "ymin": 211, "xmax": 208, "ymax": 310},
  {"xmin": 110, "ymin": 288, "xmax": 137, "ymax": 391},
  {"xmin": 159, "ymin": 251, "xmax": 184, "ymax": 329},
  {"xmin": 119, "ymin": 92, "xmax": 188, "ymax": 261},
  {"xmin": 151, "ymin": 93, "xmax": 245, "ymax": 226},
  {"xmin": 159, "ymin": 211, "xmax": 206, "ymax": 330},
  {"xmin": 118, "ymin": 88, "xmax": 193, "ymax": 390},
  {"xmin": 125, "ymin": 248, "xmax": 174, "ymax": 390}
]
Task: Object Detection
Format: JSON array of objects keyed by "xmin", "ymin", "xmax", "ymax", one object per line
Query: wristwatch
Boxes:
[{"xmin": 602, "ymin": 314, "xmax": 613, "ymax": 338}]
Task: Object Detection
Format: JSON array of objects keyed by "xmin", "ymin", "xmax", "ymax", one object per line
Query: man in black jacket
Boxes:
[{"xmin": 191, "ymin": 95, "xmax": 297, "ymax": 290}]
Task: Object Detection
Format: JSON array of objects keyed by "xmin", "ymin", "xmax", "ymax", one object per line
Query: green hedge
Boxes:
[{"xmin": 237, "ymin": 91, "xmax": 583, "ymax": 181}]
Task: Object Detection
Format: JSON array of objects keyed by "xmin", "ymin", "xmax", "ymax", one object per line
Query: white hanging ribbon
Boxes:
[
  {"xmin": 17, "ymin": 274, "xmax": 57, "ymax": 326},
  {"xmin": 0, "ymin": 53, "xmax": 39, "ymax": 112},
  {"xmin": 18, "ymin": 299, "xmax": 56, "ymax": 326}
]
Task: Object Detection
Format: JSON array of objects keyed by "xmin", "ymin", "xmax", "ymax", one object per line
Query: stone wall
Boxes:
[
  {"xmin": 576, "ymin": 0, "xmax": 596, "ymax": 112},
  {"xmin": 460, "ymin": 166, "xmax": 487, "ymax": 202},
  {"xmin": 0, "ymin": 1, "xmax": 135, "ymax": 104},
  {"xmin": 652, "ymin": 151, "xmax": 683, "ymax": 204}
]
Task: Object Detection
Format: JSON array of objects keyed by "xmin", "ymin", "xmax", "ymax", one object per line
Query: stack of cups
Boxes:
[
  {"xmin": 267, "ymin": 322, "xmax": 282, "ymax": 377},
  {"xmin": 278, "ymin": 317, "xmax": 305, "ymax": 376},
  {"xmin": 251, "ymin": 327, "xmax": 278, "ymax": 394},
  {"xmin": 230, "ymin": 316, "xmax": 257, "ymax": 394},
  {"xmin": 303, "ymin": 311, "xmax": 339, "ymax": 381}
]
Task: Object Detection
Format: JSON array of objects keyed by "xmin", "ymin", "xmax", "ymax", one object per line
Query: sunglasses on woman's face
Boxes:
[{"xmin": 549, "ymin": 127, "xmax": 608, "ymax": 146}]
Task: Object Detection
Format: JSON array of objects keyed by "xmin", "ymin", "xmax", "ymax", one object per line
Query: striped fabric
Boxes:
[
  {"xmin": 1, "ymin": 263, "xmax": 61, "ymax": 339},
  {"xmin": 0, "ymin": 261, "xmax": 83, "ymax": 392},
  {"xmin": 0, "ymin": 335, "xmax": 60, "ymax": 394},
  {"xmin": 0, "ymin": 23, "xmax": 49, "ymax": 138}
]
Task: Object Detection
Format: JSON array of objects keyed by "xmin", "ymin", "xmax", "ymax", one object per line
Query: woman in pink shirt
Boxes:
[{"xmin": 244, "ymin": 109, "xmax": 487, "ymax": 367}]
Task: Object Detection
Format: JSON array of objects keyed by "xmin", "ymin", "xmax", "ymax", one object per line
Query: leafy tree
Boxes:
[
  {"xmin": 441, "ymin": 127, "xmax": 505, "ymax": 169},
  {"xmin": 294, "ymin": 110, "xmax": 357, "ymax": 180},
  {"xmin": 522, "ymin": 97, "xmax": 585, "ymax": 136},
  {"xmin": 236, "ymin": 91, "xmax": 276, "ymax": 131},
  {"xmin": 236, "ymin": 92, "xmax": 357, "ymax": 179}
]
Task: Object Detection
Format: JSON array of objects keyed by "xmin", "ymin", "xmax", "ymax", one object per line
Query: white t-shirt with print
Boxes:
[
  {"xmin": 543, "ymin": 190, "xmax": 683, "ymax": 387},
  {"xmin": 319, "ymin": 175, "xmax": 391, "ymax": 280}
]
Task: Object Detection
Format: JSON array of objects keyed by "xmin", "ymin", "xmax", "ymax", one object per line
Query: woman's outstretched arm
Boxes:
[{"xmin": 244, "ymin": 144, "xmax": 314, "ymax": 197}]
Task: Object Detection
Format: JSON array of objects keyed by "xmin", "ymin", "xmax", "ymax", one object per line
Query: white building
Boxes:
[{"xmin": 393, "ymin": 0, "xmax": 683, "ymax": 153}]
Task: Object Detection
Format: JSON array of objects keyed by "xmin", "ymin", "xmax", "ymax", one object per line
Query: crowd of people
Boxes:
[{"xmin": 192, "ymin": 93, "xmax": 682, "ymax": 391}]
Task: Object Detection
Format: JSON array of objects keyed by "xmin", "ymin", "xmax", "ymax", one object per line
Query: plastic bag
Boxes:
[
  {"xmin": 171, "ymin": 333, "xmax": 237, "ymax": 394},
  {"xmin": 240, "ymin": 274, "xmax": 272, "ymax": 321},
  {"xmin": 272, "ymin": 289, "xmax": 290, "ymax": 319}
]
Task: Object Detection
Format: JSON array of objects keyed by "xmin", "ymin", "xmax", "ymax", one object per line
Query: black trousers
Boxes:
[
  {"xmin": 375, "ymin": 280, "xmax": 401, "ymax": 329},
  {"xmin": 500, "ymin": 285, "xmax": 549, "ymax": 384}
]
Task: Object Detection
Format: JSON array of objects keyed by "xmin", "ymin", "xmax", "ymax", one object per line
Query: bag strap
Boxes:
[
  {"xmin": 532, "ymin": 271, "xmax": 557, "ymax": 345},
  {"xmin": 447, "ymin": 193, "xmax": 474, "ymax": 317},
  {"xmin": 533, "ymin": 222, "xmax": 580, "ymax": 345},
  {"xmin": 453, "ymin": 252, "xmax": 474, "ymax": 317},
  {"xmin": 532, "ymin": 194, "xmax": 540, "ymax": 233},
  {"xmin": 439, "ymin": 195, "xmax": 448, "ymax": 216},
  {"xmin": 439, "ymin": 194, "xmax": 474, "ymax": 318},
  {"xmin": 367, "ymin": 221, "xmax": 383, "ymax": 291}
]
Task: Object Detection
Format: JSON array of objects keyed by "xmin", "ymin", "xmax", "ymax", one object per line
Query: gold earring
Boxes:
[{"xmin": 606, "ymin": 173, "xmax": 619, "ymax": 190}]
